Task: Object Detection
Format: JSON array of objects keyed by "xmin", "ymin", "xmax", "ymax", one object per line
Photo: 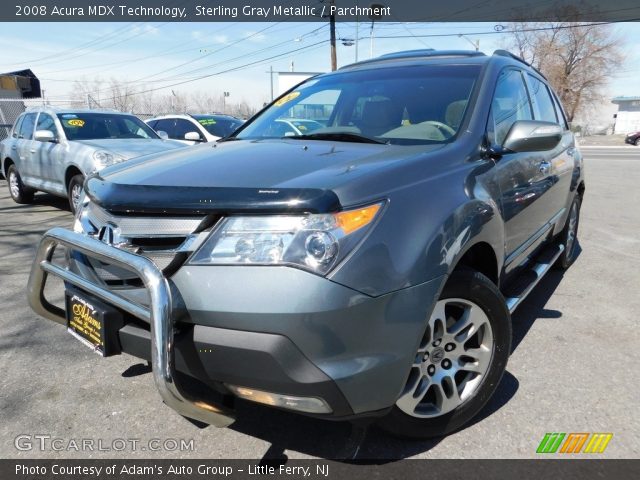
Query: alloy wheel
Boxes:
[
  {"xmin": 9, "ymin": 170, "xmax": 20, "ymax": 199},
  {"xmin": 396, "ymin": 298, "xmax": 494, "ymax": 418}
]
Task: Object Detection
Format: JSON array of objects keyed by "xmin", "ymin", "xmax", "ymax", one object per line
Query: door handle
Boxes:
[
  {"xmin": 539, "ymin": 161, "xmax": 551, "ymax": 175},
  {"xmin": 30, "ymin": 149, "xmax": 36, "ymax": 153},
  {"xmin": 11, "ymin": 146, "xmax": 17, "ymax": 150}
]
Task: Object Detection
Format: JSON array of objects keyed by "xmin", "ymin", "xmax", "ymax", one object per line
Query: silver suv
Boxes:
[{"xmin": 1, "ymin": 108, "xmax": 185, "ymax": 212}]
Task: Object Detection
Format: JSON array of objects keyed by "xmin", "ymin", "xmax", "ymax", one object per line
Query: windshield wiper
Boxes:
[
  {"xmin": 284, "ymin": 132, "xmax": 387, "ymax": 145},
  {"xmin": 216, "ymin": 136, "xmax": 241, "ymax": 143}
]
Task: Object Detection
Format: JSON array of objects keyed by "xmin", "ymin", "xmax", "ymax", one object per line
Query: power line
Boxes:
[{"xmin": 97, "ymin": 40, "xmax": 329, "ymax": 104}]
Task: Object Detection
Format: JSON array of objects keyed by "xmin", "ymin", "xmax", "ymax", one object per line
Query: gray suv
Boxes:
[
  {"xmin": 28, "ymin": 50, "xmax": 584, "ymax": 438},
  {"xmin": 1, "ymin": 108, "xmax": 185, "ymax": 212}
]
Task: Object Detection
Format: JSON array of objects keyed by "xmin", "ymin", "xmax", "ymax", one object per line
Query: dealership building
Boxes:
[{"xmin": 612, "ymin": 96, "xmax": 640, "ymax": 134}]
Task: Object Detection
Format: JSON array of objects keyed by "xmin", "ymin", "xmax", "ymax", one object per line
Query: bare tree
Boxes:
[{"xmin": 502, "ymin": 20, "xmax": 624, "ymax": 122}]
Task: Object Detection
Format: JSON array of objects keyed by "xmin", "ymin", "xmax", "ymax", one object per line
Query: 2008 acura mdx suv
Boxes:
[{"xmin": 28, "ymin": 50, "xmax": 584, "ymax": 438}]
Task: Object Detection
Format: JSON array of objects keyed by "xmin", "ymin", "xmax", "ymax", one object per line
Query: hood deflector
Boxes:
[{"xmin": 85, "ymin": 176, "xmax": 342, "ymax": 215}]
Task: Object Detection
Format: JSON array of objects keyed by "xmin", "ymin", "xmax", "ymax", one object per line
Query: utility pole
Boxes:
[
  {"xmin": 269, "ymin": 65, "xmax": 274, "ymax": 101},
  {"xmin": 329, "ymin": 0, "xmax": 337, "ymax": 71}
]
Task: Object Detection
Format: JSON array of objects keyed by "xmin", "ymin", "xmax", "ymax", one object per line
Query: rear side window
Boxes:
[
  {"xmin": 551, "ymin": 92, "xmax": 569, "ymax": 130},
  {"xmin": 527, "ymin": 75, "xmax": 557, "ymax": 123},
  {"xmin": 17, "ymin": 113, "xmax": 37, "ymax": 140},
  {"xmin": 11, "ymin": 115, "xmax": 24, "ymax": 138},
  {"xmin": 488, "ymin": 69, "xmax": 533, "ymax": 146}
]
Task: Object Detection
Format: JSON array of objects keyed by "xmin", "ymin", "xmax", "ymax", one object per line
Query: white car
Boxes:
[
  {"xmin": 0, "ymin": 108, "xmax": 185, "ymax": 212},
  {"xmin": 146, "ymin": 114, "xmax": 244, "ymax": 145}
]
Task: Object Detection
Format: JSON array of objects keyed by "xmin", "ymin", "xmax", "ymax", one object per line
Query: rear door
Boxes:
[
  {"xmin": 487, "ymin": 69, "xmax": 554, "ymax": 262},
  {"xmin": 524, "ymin": 73, "xmax": 574, "ymax": 226}
]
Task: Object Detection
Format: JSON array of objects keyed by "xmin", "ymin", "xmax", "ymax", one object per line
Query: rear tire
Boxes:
[
  {"xmin": 67, "ymin": 174, "xmax": 85, "ymax": 214},
  {"xmin": 7, "ymin": 164, "xmax": 34, "ymax": 204},
  {"xmin": 556, "ymin": 195, "xmax": 581, "ymax": 270},
  {"xmin": 634, "ymin": 138, "xmax": 640, "ymax": 146},
  {"xmin": 378, "ymin": 270, "xmax": 511, "ymax": 439}
]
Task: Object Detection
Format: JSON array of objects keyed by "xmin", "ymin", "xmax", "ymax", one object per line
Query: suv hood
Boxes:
[
  {"xmin": 74, "ymin": 138, "xmax": 185, "ymax": 159},
  {"xmin": 87, "ymin": 139, "xmax": 446, "ymax": 214}
]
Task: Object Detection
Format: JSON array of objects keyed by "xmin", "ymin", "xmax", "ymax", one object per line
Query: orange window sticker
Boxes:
[
  {"xmin": 274, "ymin": 91, "xmax": 300, "ymax": 107},
  {"xmin": 67, "ymin": 119, "xmax": 85, "ymax": 127}
]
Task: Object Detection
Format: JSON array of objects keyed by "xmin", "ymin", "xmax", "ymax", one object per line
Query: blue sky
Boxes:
[{"xmin": 1, "ymin": 21, "xmax": 638, "ymax": 114}]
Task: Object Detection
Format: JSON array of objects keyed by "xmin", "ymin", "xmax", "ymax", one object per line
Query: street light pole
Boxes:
[
  {"xmin": 329, "ymin": 0, "xmax": 337, "ymax": 70},
  {"xmin": 458, "ymin": 34, "xmax": 480, "ymax": 51}
]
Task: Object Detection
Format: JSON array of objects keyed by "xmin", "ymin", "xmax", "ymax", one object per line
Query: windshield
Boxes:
[
  {"xmin": 193, "ymin": 115, "xmax": 244, "ymax": 138},
  {"xmin": 57, "ymin": 113, "xmax": 159, "ymax": 141},
  {"xmin": 237, "ymin": 64, "xmax": 480, "ymax": 145}
]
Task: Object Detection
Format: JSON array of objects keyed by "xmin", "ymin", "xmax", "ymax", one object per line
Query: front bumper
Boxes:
[
  {"xmin": 28, "ymin": 227, "xmax": 444, "ymax": 422},
  {"xmin": 27, "ymin": 227, "xmax": 235, "ymax": 427}
]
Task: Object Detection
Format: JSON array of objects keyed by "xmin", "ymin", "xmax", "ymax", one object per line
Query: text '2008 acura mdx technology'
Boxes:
[{"xmin": 28, "ymin": 50, "xmax": 584, "ymax": 438}]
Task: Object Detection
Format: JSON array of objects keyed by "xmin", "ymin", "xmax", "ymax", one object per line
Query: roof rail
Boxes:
[
  {"xmin": 493, "ymin": 49, "xmax": 548, "ymax": 79},
  {"xmin": 341, "ymin": 49, "xmax": 486, "ymax": 69}
]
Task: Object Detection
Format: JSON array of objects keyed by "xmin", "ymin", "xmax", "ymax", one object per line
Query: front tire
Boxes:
[
  {"xmin": 67, "ymin": 174, "xmax": 85, "ymax": 214},
  {"xmin": 378, "ymin": 270, "xmax": 511, "ymax": 439},
  {"xmin": 7, "ymin": 164, "xmax": 34, "ymax": 204}
]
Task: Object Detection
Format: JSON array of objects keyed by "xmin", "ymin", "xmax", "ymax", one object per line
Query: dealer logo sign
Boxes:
[{"xmin": 536, "ymin": 432, "xmax": 613, "ymax": 454}]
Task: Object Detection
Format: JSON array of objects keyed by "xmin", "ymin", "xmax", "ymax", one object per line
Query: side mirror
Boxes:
[
  {"xmin": 157, "ymin": 130, "xmax": 169, "ymax": 140},
  {"xmin": 502, "ymin": 120, "xmax": 562, "ymax": 153},
  {"xmin": 34, "ymin": 130, "xmax": 56, "ymax": 143},
  {"xmin": 184, "ymin": 131, "xmax": 203, "ymax": 142}
]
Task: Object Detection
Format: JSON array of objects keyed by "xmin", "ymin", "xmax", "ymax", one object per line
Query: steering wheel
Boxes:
[{"xmin": 421, "ymin": 121, "xmax": 456, "ymax": 138}]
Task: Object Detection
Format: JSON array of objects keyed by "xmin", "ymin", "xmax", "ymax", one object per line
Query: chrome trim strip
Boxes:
[{"xmin": 27, "ymin": 227, "xmax": 235, "ymax": 428}]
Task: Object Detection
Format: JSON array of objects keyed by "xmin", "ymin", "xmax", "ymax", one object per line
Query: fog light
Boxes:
[{"xmin": 225, "ymin": 384, "xmax": 332, "ymax": 414}]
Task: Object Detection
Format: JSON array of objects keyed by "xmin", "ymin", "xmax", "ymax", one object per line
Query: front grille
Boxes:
[{"xmin": 81, "ymin": 203, "xmax": 211, "ymax": 284}]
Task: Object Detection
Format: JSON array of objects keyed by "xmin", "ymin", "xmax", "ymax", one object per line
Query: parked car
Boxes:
[
  {"xmin": 28, "ymin": 49, "xmax": 584, "ymax": 438},
  {"xmin": 624, "ymin": 130, "xmax": 640, "ymax": 146},
  {"xmin": 271, "ymin": 118, "xmax": 325, "ymax": 136},
  {"xmin": 146, "ymin": 114, "xmax": 244, "ymax": 145},
  {"xmin": 1, "ymin": 108, "xmax": 185, "ymax": 212}
]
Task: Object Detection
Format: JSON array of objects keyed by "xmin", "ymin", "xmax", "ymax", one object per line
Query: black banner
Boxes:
[
  {"xmin": 5, "ymin": 0, "xmax": 640, "ymax": 22},
  {"xmin": 2, "ymin": 459, "xmax": 639, "ymax": 480}
]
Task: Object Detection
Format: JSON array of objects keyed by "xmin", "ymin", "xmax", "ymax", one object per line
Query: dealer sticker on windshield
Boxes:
[
  {"xmin": 274, "ymin": 91, "xmax": 300, "ymax": 107},
  {"xmin": 66, "ymin": 119, "xmax": 85, "ymax": 127}
]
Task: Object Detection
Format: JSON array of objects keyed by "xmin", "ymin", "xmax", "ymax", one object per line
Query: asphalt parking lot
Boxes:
[{"xmin": 0, "ymin": 146, "xmax": 638, "ymax": 460}]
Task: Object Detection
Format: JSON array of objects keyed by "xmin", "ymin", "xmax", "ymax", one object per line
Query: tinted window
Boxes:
[
  {"xmin": 147, "ymin": 120, "xmax": 158, "ymax": 129},
  {"xmin": 527, "ymin": 75, "xmax": 557, "ymax": 123},
  {"xmin": 56, "ymin": 113, "xmax": 158, "ymax": 141},
  {"xmin": 18, "ymin": 113, "xmax": 37, "ymax": 140},
  {"xmin": 11, "ymin": 115, "xmax": 24, "ymax": 138},
  {"xmin": 238, "ymin": 65, "xmax": 481, "ymax": 145},
  {"xmin": 36, "ymin": 113, "xmax": 58, "ymax": 137},
  {"xmin": 153, "ymin": 119, "xmax": 174, "ymax": 135},
  {"xmin": 551, "ymin": 92, "xmax": 569, "ymax": 130},
  {"xmin": 489, "ymin": 69, "xmax": 533, "ymax": 146},
  {"xmin": 172, "ymin": 119, "xmax": 200, "ymax": 140}
]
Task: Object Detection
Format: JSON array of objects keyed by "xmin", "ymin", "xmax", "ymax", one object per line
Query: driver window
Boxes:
[{"xmin": 488, "ymin": 69, "xmax": 533, "ymax": 146}]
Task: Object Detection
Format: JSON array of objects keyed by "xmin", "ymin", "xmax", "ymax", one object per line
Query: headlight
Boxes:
[
  {"xmin": 188, "ymin": 202, "xmax": 384, "ymax": 275},
  {"xmin": 92, "ymin": 150, "xmax": 126, "ymax": 169}
]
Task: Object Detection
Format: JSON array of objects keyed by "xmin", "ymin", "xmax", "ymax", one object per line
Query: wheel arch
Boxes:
[
  {"xmin": 450, "ymin": 241, "xmax": 500, "ymax": 285},
  {"xmin": 64, "ymin": 165, "xmax": 83, "ymax": 193}
]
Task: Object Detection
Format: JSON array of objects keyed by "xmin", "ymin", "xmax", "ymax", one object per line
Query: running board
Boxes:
[{"xmin": 504, "ymin": 244, "xmax": 565, "ymax": 313}]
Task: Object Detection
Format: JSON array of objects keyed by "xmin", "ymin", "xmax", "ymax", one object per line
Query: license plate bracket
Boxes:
[{"xmin": 65, "ymin": 286, "xmax": 124, "ymax": 357}]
